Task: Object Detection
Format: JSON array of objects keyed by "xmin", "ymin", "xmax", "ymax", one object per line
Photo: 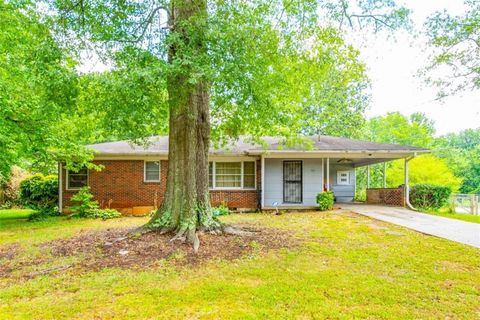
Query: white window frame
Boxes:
[
  {"xmin": 337, "ymin": 170, "xmax": 350, "ymax": 185},
  {"xmin": 66, "ymin": 168, "xmax": 89, "ymax": 191},
  {"xmin": 144, "ymin": 160, "xmax": 161, "ymax": 183},
  {"xmin": 209, "ymin": 160, "xmax": 256, "ymax": 190}
]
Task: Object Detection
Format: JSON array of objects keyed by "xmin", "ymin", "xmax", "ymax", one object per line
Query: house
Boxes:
[{"xmin": 58, "ymin": 136, "xmax": 430, "ymax": 214}]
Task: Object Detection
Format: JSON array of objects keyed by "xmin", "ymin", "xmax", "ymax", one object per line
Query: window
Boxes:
[
  {"xmin": 67, "ymin": 168, "xmax": 88, "ymax": 190},
  {"xmin": 145, "ymin": 161, "xmax": 160, "ymax": 182},
  {"xmin": 208, "ymin": 161, "xmax": 256, "ymax": 189},
  {"xmin": 208, "ymin": 162, "xmax": 213, "ymax": 188},
  {"xmin": 337, "ymin": 170, "xmax": 350, "ymax": 185},
  {"xmin": 215, "ymin": 162, "xmax": 241, "ymax": 188},
  {"xmin": 243, "ymin": 161, "xmax": 255, "ymax": 189}
]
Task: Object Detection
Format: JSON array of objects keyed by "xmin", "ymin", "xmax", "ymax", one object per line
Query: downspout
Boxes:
[{"xmin": 404, "ymin": 154, "xmax": 418, "ymax": 211}]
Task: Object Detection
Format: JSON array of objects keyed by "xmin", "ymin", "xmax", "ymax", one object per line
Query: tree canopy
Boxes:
[{"xmin": 425, "ymin": 0, "xmax": 480, "ymax": 96}]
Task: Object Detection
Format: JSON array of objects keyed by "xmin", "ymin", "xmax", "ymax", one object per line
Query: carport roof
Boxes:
[{"xmin": 88, "ymin": 135, "xmax": 430, "ymax": 157}]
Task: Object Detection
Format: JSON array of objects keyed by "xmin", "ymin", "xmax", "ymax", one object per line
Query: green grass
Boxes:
[
  {"xmin": 0, "ymin": 209, "xmax": 146, "ymax": 246},
  {"xmin": 0, "ymin": 210, "xmax": 479, "ymax": 319},
  {"xmin": 423, "ymin": 209, "xmax": 480, "ymax": 224}
]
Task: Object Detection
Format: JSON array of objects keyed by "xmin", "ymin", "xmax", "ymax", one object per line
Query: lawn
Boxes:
[
  {"xmin": 1, "ymin": 209, "xmax": 479, "ymax": 319},
  {"xmin": 423, "ymin": 209, "xmax": 480, "ymax": 224}
]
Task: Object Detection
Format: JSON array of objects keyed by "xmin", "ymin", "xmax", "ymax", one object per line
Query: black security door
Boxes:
[{"xmin": 283, "ymin": 160, "xmax": 302, "ymax": 203}]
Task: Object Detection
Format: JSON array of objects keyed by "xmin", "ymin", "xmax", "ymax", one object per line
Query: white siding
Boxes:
[
  {"xmin": 329, "ymin": 164, "xmax": 355, "ymax": 202},
  {"xmin": 263, "ymin": 159, "xmax": 355, "ymax": 207},
  {"xmin": 264, "ymin": 159, "xmax": 323, "ymax": 207}
]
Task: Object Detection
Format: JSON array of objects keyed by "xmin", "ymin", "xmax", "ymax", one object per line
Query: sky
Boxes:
[
  {"xmin": 347, "ymin": 0, "xmax": 479, "ymax": 136},
  {"xmin": 79, "ymin": 0, "xmax": 479, "ymax": 136}
]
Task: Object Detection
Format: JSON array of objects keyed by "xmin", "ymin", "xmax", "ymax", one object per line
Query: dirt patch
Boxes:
[{"xmin": 0, "ymin": 225, "xmax": 297, "ymax": 279}]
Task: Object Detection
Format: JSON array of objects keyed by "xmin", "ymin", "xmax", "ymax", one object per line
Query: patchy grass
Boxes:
[
  {"xmin": 423, "ymin": 209, "xmax": 480, "ymax": 224},
  {"xmin": 0, "ymin": 210, "xmax": 479, "ymax": 319},
  {"xmin": 0, "ymin": 209, "xmax": 146, "ymax": 246}
]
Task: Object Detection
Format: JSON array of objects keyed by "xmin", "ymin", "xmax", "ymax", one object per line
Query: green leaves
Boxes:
[{"xmin": 424, "ymin": 2, "xmax": 480, "ymax": 96}]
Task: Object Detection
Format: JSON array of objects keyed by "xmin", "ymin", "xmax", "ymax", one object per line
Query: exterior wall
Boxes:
[
  {"xmin": 263, "ymin": 159, "xmax": 355, "ymax": 207},
  {"xmin": 367, "ymin": 187, "xmax": 405, "ymax": 207},
  {"xmin": 329, "ymin": 164, "xmax": 355, "ymax": 203},
  {"xmin": 61, "ymin": 159, "xmax": 260, "ymax": 214},
  {"xmin": 264, "ymin": 158, "xmax": 323, "ymax": 207}
]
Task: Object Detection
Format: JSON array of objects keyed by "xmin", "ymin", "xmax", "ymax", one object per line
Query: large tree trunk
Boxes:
[{"xmin": 148, "ymin": 0, "xmax": 219, "ymax": 247}]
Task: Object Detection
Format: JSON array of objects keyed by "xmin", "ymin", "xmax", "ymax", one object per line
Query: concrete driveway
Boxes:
[{"xmin": 339, "ymin": 204, "xmax": 480, "ymax": 249}]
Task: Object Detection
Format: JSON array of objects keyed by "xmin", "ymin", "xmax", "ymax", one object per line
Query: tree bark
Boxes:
[{"xmin": 148, "ymin": 0, "xmax": 219, "ymax": 247}]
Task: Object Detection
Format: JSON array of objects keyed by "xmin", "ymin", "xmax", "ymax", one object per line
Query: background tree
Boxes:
[
  {"xmin": 425, "ymin": 0, "xmax": 480, "ymax": 96},
  {"xmin": 435, "ymin": 128, "xmax": 480, "ymax": 193},
  {"xmin": 0, "ymin": 0, "xmax": 79, "ymax": 178}
]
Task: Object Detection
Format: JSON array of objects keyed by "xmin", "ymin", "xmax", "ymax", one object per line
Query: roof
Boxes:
[{"xmin": 87, "ymin": 135, "xmax": 430, "ymax": 156}]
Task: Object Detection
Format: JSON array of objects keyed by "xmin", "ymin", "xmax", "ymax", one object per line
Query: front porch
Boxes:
[{"xmin": 257, "ymin": 153, "xmax": 417, "ymax": 210}]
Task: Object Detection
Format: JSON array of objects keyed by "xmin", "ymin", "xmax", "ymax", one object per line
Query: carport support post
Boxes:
[
  {"xmin": 383, "ymin": 162, "xmax": 387, "ymax": 188},
  {"xmin": 326, "ymin": 158, "xmax": 330, "ymax": 191},
  {"xmin": 366, "ymin": 165, "xmax": 370, "ymax": 189},
  {"xmin": 261, "ymin": 155, "xmax": 265, "ymax": 209}
]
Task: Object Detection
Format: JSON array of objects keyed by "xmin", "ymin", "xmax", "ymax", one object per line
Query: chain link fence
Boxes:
[{"xmin": 451, "ymin": 194, "xmax": 479, "ymax": 215}]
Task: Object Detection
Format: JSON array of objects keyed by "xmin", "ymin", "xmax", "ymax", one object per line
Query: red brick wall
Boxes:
[
  {"xmin": 366, "ymin": 187, "xmax": 405, "ymax": 207},
  {"xmin": 61, "ymin": 159, "xmax": 260, "ymax": 212}
]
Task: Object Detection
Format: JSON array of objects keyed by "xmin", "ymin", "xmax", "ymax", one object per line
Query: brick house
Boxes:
[{"xmin": 59, "ymin": 136, "xmax": 429, "ymax": 214}]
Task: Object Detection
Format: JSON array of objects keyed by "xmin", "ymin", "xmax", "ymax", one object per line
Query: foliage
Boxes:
[
  {"xmin": 19, "ymin": 174, "xmax": 58, "ymax": 211},
  {"xmin": 425, "ymin": 1, "xmax": 480, "ymax": 96},
  {"xmin": 409, "ymin": 184, "xmax": 452, "ymax": 210},
  {"xmin": 0, "ymin": 0, "xmax": 95, "ymax": 177},
  {"xmin": 44, "ymin": 0, "xmax": 410, "ymax": 143},
  {"xmin": 0, "ymin": 166, "xmax": 30, "ymax": 207},
  {"xmin": 435, "ymin": 128, "xmax": 480, "ymax": 193},
  {"xmin": 386, "ymin": 155, "xmax": 462, "ymax": 191},
  {"xmin": 316, "ymin": 192, "xmax": 334, "ymax": 211},
  {"xmin": 68, "ymin": 187, "xmax": 121, "ymax": 219},
  {"xmin": 212, "ymin": 203, "xmax": 230, "ymax": 217},
  {"xmin": 362, "ymin": 112, "xmax": 435, "ymax": 147}
]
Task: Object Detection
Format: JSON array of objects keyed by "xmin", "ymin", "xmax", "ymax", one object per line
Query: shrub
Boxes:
[
  {"xmin": 409, "ymin": 184, "xmax": 452, "ymax": 210},
  {"xmin": 1, "ymin": 166, "xmax": 30, "ymax": 208},
  {"xmin": 212, "ymin": 203, "xmax": 230, "ymax": 217},
  {"xmin": 68, "ymin": 187, "xmax": 121, "ymax": 219},
  {"xmin": 316, "ymin": 192, "xmax": 334, "ymax": 211},
  {"xmin": 19, "ymin": 174, "xmax": 59, "ymax": 219}
]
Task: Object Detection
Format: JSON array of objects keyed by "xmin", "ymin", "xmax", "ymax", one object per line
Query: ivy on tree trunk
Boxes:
[{"xmin": 149, "ymin": 0, "xmax": 219, "ymax": 249}]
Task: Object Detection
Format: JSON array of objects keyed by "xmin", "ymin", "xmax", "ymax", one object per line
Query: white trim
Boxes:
[
  {"xmin": 58, "ymin": 162, "xmax": 63, "ymax": 212},
  {"xmin": 261, "ymin": 155, "xmax": 265, "ymax": 209},
  {"xmin": 144, "ymin": 160, "xmax": 161, "ymax": 183},
  {"xmin": 326, "ymin": 158, "xmax": 330, "ymax": 191},
  {"xmin": 66, "ymin": 168, "xmax": 89, "ymax": 191},
  {"xmin": 208, "ymin": 160, "xmax": 256, "ymax": 190},
  {"xmin": 321, "ymin": 158, "xmax": 324, "ymax": 191}
]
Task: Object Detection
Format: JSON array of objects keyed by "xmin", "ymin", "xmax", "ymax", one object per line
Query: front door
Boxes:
[{"xmin": 283, "ymin": 160, "xmax": 302, "ymax": 203}]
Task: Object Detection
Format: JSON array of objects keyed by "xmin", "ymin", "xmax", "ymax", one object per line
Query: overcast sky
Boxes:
[
  {"xmin": 348, "ymin": 0, "xmax": 479, "ymax": 136},
  {"xmin": 80, "ymin": 0, "xmax": 479, "ymax": 136}
]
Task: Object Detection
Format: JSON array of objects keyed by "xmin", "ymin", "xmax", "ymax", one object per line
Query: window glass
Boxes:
[
  {"xmin": 215, "ymin": 162, "xmax": 241, "ymax": 188},
  {"xmin": 243, "ymin": 162, "xmax": 255, "ymax": 188},
  {"xmin": 145, "ymin": 161, "xmax": 160, "ymax": 181},
  {"xmin": 337, "ymin": 170, "xmax": 350, "ymax": 185},
  {"xmin": 68, "ymin": 168, "xmax": 88, "ymax": 189},
  {"xmin": 208, "ymin": 162, "xmax": 213, "ymax": 188}
]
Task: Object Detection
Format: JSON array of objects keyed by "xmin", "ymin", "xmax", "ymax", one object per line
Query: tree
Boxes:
[
  {"xmin": 0, "ymin": 0, "xmax": 80, "ymax": 178},
  {"xmin": 435, "ymin": 128, "xmax": 480, "ymax": 193},
  {"xmin": 386, "ymin": 155, "xmax": 462, "ymax": 192},
  {"xmin": 44, "ymin": 0, "xmax": 409, "ymax": 247},
  {"xmin": 425, "ymin": 0, "xmax": 480, "ymax": 96},
  {"xmin": 362, "ymin": 112, "xmax": 435, "ymax": 147}
]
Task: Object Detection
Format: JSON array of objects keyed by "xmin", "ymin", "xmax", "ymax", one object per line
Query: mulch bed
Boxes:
[{"xmin": 0, "ymin": 225, "xmax": 297, "ymax": 280}]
